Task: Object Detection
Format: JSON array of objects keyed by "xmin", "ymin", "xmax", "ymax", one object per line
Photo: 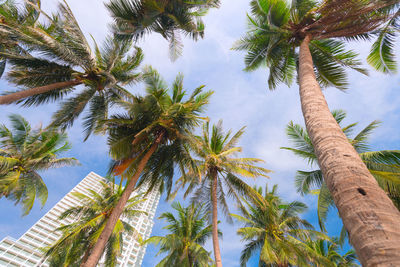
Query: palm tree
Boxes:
[
  {"xmin": 43, "ymin": 179, "xmax": 146, "ymax": 267},
  {"xmin": 145, "ymin": 202, "xmax": 216, "ymax": 267},
  {"xmin": 0, "ymin": 2, "xmax": 143, "ymax": 138},
  {"xmin": 301, "ymin": 238, "xmax": 359, "ymax": 267},
  {"xmin": 81, "ymin": 67, "xmax": 212, "ymax": 267},
  {"xmin": 106, "ymin": 0, "xmax": 220, "ymax": 60},
  {"xmin": 0, "ymin": 114, "xmax": 78, "ymax": 215},
  {"xmin": 173, "ymin": 121, "xmax": 271, "ymax": 267},
  {"xmin": 234, "ymin": 0, "xmax": 400, "ymax": 264},
  {"xmin": 233, "ymin": 184, "xmax": 329, "ymax": 267},
  {"xmin": 282, "ymin": 110, "xmax": 400, "ymax": 231}
]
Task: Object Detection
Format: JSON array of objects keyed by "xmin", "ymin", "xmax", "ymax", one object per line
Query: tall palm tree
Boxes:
[
  {"xmin": 0, "ymin": 114, "xmax": 78, "ymax": 215},
  {"xmin": 173, "ymin": 121, "xmax": 271, "ymax": 267},
  {"xmin": 234, "ymin": 0, "xmax": 400, "ymax": 264},
  {"xmin": 106, "ymin": 0, "xmax": 220, "ymax": 60},
  {"xmin": 233, "ymin": 184, "xmax": 329, "ymax": 267},
  {"xmin": 81, "ymin": 67, "xmax": 212, "ymax": 267},
  {"xmin": 43, "ymin": 179, "xmax": 146, "ymax": 267},
  {"xmin": 301, "ymin": 238, "xmax": 359, "ymax": 267},
  {"xmin": 282, "ymin": 110, "xmax": 400, "ymax": 231},
  {"xmin": 0, "ymin": 2, "xmax": 143, "ymax": 138},
  {"xmin": 145, "ymin": 202, "xmax": 217, "ymax": 267}
]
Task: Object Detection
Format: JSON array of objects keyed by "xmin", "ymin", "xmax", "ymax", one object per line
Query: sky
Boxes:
[{"xmin": 0, "ymin": 0, "xmax": 400, "ymax": 266}]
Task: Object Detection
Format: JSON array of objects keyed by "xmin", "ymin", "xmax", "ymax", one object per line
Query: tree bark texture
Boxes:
[
  {"xmin": 0, "ymin": 80, "xmax": 81, "ymax": 104},
  {"xmin": 211, "ymin": 169, "xmax": 223, "ymax": 267},
  {"xmin": 299, "ymin": 35, "xmax": 400, "ymax": 266},
  {"xmin": 81, "ymin": 132, "xmax": 164, "ymax": 267}
]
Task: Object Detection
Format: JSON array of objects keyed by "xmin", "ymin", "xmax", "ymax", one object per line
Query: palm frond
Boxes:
[
  {"xmin": 367, "ymin": 8, "xmax": 399, "ymax": 73},
  {"xmin": 0, "ymin": 114, "xmax": 76, "ymax": 215}
]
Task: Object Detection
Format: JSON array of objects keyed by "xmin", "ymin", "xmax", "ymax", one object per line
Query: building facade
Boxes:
[{"xmin": 0, "ymin": 172, "xmax": 160, "ymax": 267}]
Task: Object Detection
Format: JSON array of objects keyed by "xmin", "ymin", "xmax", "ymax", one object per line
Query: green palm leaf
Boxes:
[
  {"xmin": 0, "ymin": 114, "xmax": 78, "ymax": 215},
  {"xmin": 367, "ymin": 7, "xmax": 399, "ymax": 73}
]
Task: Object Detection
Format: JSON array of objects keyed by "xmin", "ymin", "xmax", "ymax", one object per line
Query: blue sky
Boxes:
[{"xmin": 0, "ymin": 0, "xmax": 400, "ymax": 266}]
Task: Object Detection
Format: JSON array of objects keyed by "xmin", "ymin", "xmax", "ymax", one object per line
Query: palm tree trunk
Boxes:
[
  {"xmin": 299, "ymin": 35, "xmax": 400, "ymax": 266},
  {"xmin": 0, "ymin": 80, "xmax": 81, "ymax": 105},
  {"xmin": 211, "ymin": 169, "xmax": 223, "ymax": 267},
  {"xmin": 81, "ymin": 132, "xmax": 164, "ymax": 267},
  {"xmin": 81, "ymin": 245, "xmax": 92, "ymax": 264}
]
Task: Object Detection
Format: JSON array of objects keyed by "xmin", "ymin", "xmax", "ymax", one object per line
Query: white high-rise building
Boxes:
[{"xmin": 0, "ymin": 172, "xmax": 160, "ymax": 267}]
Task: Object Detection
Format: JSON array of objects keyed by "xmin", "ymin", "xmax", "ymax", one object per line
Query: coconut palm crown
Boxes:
[
  {"xmin": 233, "ymin": 0, "xmax": 398, "ymax": 90},
  {"xmin": 43, "ymin": 179, "xmax": 146, "ymax": 267},
  {"xmin": 107, "ymin": 66, "xmax": 213, "ymax": 195},
  {"xmin": 281, "ymin": 109, "xmax": 400, "ymax": 231},
  {"xmin": 0, "ymin": 1, "xmax": 143, "ymax": 138},
  {"xmin": 0, "ymin": 114, "xmax": 78, "ymax": 215},
  {"xmin": 174, "ymin": 120, "xmax": 271, "ymax": 215},
  {"xmin": 145, "ymin": 202, "xmax": 217, "ymax": 267},
  {"xmin": 301, "ymin": 238, "xmax": 359, "ymax": 267},
  {"xmin": 106, "ymin": 0, "xmax": 220, "ymax": 60},
  {"xmin": 232, "ymin": 184, "xmax": 330, "ymax": 267}
]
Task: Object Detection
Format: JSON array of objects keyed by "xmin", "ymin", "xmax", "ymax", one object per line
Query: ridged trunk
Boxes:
[
  {"xmin": 81, "ymin": 133, "xmax": 164, "ymax": 267},
  {"xmin": 299, "ymin": 35, "xmax": 400, "ymax": 266},
  {"xmin": 0, "ymin": 80, "xmax": 81, "ymax": 104},
  {"xmin": 211, "ymin": 169, "xmax": 223, "ymax": 267}
]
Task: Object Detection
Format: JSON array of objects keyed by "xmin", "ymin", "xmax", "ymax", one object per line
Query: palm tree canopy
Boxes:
[
  {"xmin": 0, "ymin": 0, "xmax": 42, "ymax": 78},
  {"xmin": 173, "ymin": 120, "xmax": 271, "ymax": 222},
  {"xmin": 281, "ymin": 109, "xmax": 400, "ymax": 230},
  {"xmin": 106, "ymin": 66, "xmax": 212, "ymax": 197},
  {"xmin": 0, "ymin": 1, "xmax": 144, "ymax": 138},
  {"xmin": 145, "ymin": 202, "xmax": 216, "ymax": 267},
  {"xmin": 44, "ymin": 179, "xmax": 146, "ymax": 267},
  {"xmin": 106, "ymin": 0, "xmax": 220, "ymax": 60},
  {"xmin": 233, "ymin": 184, "xmax": 330, "ymax": 267},
  {"xmin": 49, "ymin": 35, "xmax": 144, "ymax": 139},
  {"xmin": 233, "ymin": 0, "xmax": 398, "ymax": 90},
  {"xmin": 0, "ymin": 114, "xmax": 78, "ymax": 215},
  {"xmin": 301, "ymin": 238, "xmax": 359, "ymax": 267}
]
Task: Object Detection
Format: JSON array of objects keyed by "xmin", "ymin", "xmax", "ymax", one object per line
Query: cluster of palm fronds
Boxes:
[
  {"xmin": 1, "ymin": 0, "xmax": 400, "ymax": 266},
  {"xmin": 0, "ymin": 114, "xmax": 78, "ymax": 215},
  {"xmin": 145, "ymin": 202, "xmax": 217, "ymax": 267}
]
